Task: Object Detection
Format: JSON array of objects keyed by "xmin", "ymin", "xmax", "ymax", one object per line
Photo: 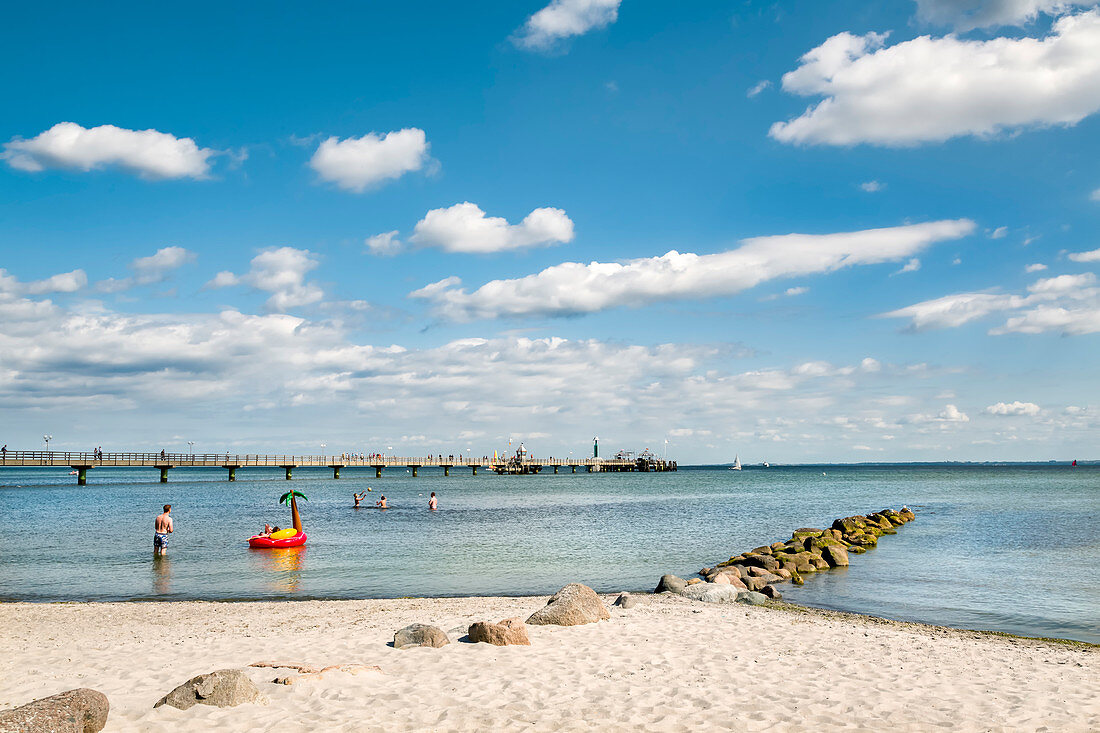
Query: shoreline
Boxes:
[
  {"xmin": 2, "ymin": 593, "xmax": 1096, "ymax": 731},
  {"xmin": 11, "ymin": 594, "xmax": 1098, "ymax": 649}
]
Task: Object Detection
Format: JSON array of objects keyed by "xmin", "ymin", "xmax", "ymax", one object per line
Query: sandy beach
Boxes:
[{"xmin": 2, "ymin": 593, "xmax": 1096, "ymax": 732}]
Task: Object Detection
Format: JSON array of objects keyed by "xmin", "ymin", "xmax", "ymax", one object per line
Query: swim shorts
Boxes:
[{"xmin": 153, "ymin": 532, "xmax": 169, "ymax": 549}]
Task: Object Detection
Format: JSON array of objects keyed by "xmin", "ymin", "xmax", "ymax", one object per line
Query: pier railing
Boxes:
[{"xmin": 0, "ymin": 450, "xmax": 639, "ymax": 468}]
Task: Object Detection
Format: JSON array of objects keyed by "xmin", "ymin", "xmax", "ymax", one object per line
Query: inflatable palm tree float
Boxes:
[{"xmin": 248, "ymin": 489, "xmax": 308, "ymax": 548}]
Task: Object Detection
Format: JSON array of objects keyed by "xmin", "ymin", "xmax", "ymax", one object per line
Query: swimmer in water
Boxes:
[
  {"xmin": 376, "ymin": 495, "xmax": 388, "ymax": 509},
  {"xmin": 428, "ymin": 492, "xmax": 438, "ymax": 511},
  {"xmin": 353, "ymin": 492, "xmax": 368, "ymax": 507}
]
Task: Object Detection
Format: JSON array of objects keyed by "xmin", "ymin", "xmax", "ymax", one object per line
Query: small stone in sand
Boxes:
[
  {"xmin": 468, "ymin": 618, "xmax": 531, "ymax": 646},
  {"xmin": 394, "ymin": 623, "xmax": 450, "ymax": 649}
]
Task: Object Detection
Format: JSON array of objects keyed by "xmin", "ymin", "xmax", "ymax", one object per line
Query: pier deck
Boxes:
[{"xmin": 0, "ymin": 451, "xmax": 676, "ymax": 484}]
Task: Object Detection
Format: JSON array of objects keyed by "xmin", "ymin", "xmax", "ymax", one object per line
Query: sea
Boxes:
[{"xmin": 1, "ymin": 464, "xmax": 1097, "ymax": 643}]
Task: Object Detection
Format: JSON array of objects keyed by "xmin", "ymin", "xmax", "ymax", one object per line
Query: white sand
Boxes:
[{"xmin": 1, "ymin": 594, "xmax": 1097, "ymax": 732}]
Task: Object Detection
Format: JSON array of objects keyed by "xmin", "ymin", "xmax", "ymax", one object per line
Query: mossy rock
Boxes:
[
  {"xmin": 864, "ymin": 526, "xmax": 884, "ymax": 537},
  {"xmin": 751, "ymin": 546, "xmax": 774, "ymax": 556},
  {"xmin": 789, "ymin": 569, "xmax": 804, "ymax": 585},
  {"xmin": 791, "ymin": 528, "xmax": 823, "ymax": 539},
  {"xmin": 796, "ymin": 562, "xmax": 816, "ymax": 573},
  {"xmin": 770, "ymin": 542, "xmax": 787, "ymax": 551},
  {"xmin": 879, "ymin": 526, "xmax": 897, "ymax": 535},
  {"xmin": 849, "ymin": 546, "xmax": 867, "ymax": 554}
]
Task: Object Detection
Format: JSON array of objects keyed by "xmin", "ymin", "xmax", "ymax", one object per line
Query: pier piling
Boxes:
[
  {"xmin": 75, "ymin": 467, "xmax": 87, "ymax": 485},
  {"xmin": 283, "ymin": 466, "xmax": 293, "ymax": 480},
  {"xmin": 375, "ymin": 466, "xmax": 382, "ymax": 478},
  {"xmin": 332, "ymin": 465, "xmax": 341, "ymax": 479},
  {"xmin": 228, "ymin": 467, "xmax": 236, "ymax": 481},
  {"xmin": 409, "ymin": 466, "xmax": 418, "ymax": 477},
  {"xmin": 159, "ymin": 466, "xmax": 169, "ymax": 483}
]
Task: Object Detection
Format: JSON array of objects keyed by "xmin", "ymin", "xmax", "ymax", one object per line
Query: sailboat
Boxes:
[{"xmin": 729, "ymin": 455, "xmax": 742, "ymax": 471}]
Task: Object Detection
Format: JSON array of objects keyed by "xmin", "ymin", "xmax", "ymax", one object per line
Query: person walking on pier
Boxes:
[{"xmin": 153, "ymin": 505, "xmax": 173, "ymax": 556}]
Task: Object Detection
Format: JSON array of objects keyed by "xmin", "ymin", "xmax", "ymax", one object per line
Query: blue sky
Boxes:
[{"xmin": 2, "ymin": 0, "xmax": 1098, "ymax": 462}]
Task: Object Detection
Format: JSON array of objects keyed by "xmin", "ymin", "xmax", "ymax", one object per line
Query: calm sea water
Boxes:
[{"xmin": 1, "ymin": 464, "xmax": 1097, "ymax": 643}]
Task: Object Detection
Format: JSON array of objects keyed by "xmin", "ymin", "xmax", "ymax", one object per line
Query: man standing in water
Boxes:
[
  {"xmin": 154, "ymin": 504, "xmax": 173, "ymax": 555},
  {"xmin": 428, "ymin": 492, "xmax": 438, "ymax": 511}
]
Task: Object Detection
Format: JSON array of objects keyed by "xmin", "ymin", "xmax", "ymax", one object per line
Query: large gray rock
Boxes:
[
  {"xmin": 154, "ymin": 669, "xmax": 266, "ymax": 711},
  {"xmin": 654, "ymin": 574, "xmax": 686, "ymax": 594},
  {"xmin": 468, "ymin": 618, "xmax": 531, "ymax": 646},
  {"xmin": 736, "ymin": 591, "xmax": 768, "ymax": 606},
  {"xmin": 0, "ymin": 688, "xmax": 109, "ymax": 733},
  {"xmin": 760, "ymin": 585, "xmax": 783, "ymax": 600},
  {"xmin": 822, "ymin": 544, "xmax": 849, "ymax": 567},
  {"xmin": 394, "ymin": 623, "xmax": 450, "ymax": 649},
  {"xmin": 528, "ymin": 583, "xmax": 611, "ymax": 626},
  {"xmin": 681, "ymin": 584, "xmax": 740, "ymax": 603}
]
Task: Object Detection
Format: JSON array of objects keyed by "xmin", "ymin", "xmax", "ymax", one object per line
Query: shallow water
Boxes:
[{"xmin": 1, "ymin": 464, "xmax": 1097, "ymax": 642}]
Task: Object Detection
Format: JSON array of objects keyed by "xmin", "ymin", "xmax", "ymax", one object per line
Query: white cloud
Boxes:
[
  {"xmin": 894, "ymin": 258, "xmax": 922, "ymax": 275},
  {"xmin": 914, "ymin": 0, "xmax": 1093, "ymax": 30},
  {"xmin": 410, "ymin": 202, "xmax": 575, "ymax": 254},
  {"xmin": 861, "ymin": 357, "xmax": 882, "ymax": 372},
  {"xmin": 309, "ymin": 129, "xmax": 430, "ymax": 192},
  {"xmin": 365, "ymin": 231, "xmax": 403, "ymax": 256},
  {"xmin": 1025, "ymin": 263, "xmax": 1047, "ymax": 273},
  {"xmin": 785, "ymin": 286, "xmax": 808, "ymax": 296},
  {"xmin": 2, "ymin": 122, "xmax": 215, "ymax": 179},
  {"xmin": 1091, "ymin": 188, "xmax": 1100, "ymax": 201},
  {"xmin": 0, "ymin": 268, "xmax": 88, "ymax": 296},
  {"xmin": 770, "ymin": 11, "xmax": 1100, "ymax": 146},
  {"xmin": 990, "ymin": 226, "xmax": 1009, "ymax": 239},
  {"xmin": 860, "ymin": 180, "xmax": 885, "ymax": 193},
  {"xmin": 98, "ymin": 246, "xmax": 196, "ymax": 293},
  {"xmin": 747, "ymin": 80, "xmax": 772, "ymax": 98},
  {"xmin": 207, "ymin": 247, "xmax": 323, "ymax": 311},
  {"xmin": 939, "ymin": 404, "xmax": 970, "ymax": 422},
  {"xmin": 515, "ymin": 0, "xmax": 621, "ymax": 50},
  {"xmin": 1068, "ymin": 248, "xmax": 1100, "ymax": 262},
  {"xmin": 413, "ymin": 219, "xmax": 974, "ymax": 321},
  {"xmin": 884, "ymin": 272, "xmax": 1100, "ymax": 334},
  {"xmin": 986, "ymin": 400, "xmax": 1041, "ymax": 416}
]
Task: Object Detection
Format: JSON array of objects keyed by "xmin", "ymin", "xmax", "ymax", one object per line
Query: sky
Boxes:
[{"xmin": 2, "ymin": 0, "xmax": 1099, "ymax": 463}]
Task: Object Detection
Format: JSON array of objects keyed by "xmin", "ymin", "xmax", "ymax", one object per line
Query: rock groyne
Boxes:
[{"xmin": 685, "ymin": 507, "xmax": 916, "ymax": 602}]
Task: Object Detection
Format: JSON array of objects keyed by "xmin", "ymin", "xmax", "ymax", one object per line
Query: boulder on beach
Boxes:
[
  {"xmin": 711, "ymin": 573, "xmax": 731, "ymax": 585},
  {"xmin": 761, "ymin": 585, "xmax": 782, "ymax": 600},
  {"xmin": 681, "ymin": 583, "xmax": 740, "ymax": 603},
  {"xmin": 527, "ymin": 583, "xmax": 610, "ymax": 626},
  {"xmin": 154, "ymin": 669, "xmax": 267, "ymax": 711},
  {"xmin": 394, "ymin": 623, "xmax": 451, "ymax": 650},
  {"xmin": 655, "ymin": 574, "xmax": 687, "ymax": 594},
  {"xmin": 613, "ymin": 592, "xmax": 637, "ymax": 609},
  {"xmin": 0, "ymin": 688, "xmax": 109, "ymax": 733},
  {"xmin": 468, "ymin": 618, "xmax": 531, "ymax": 646},
  {"xmin": 735, "ymin": 591, "xmax": 768, "ymax": 606},
  {"xmin": 822, "ymin": 544, "xmax": 849, "ymax": 567}
]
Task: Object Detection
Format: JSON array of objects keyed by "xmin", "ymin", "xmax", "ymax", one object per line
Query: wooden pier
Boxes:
[{"xmin": 0, "ymin": 450, "xmax": 677, "ymax": 484}]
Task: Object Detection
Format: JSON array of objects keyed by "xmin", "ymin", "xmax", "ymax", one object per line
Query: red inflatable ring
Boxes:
[{"xmin": 248, "ymin": 531, "xmax": 306, "ymax": 548}]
